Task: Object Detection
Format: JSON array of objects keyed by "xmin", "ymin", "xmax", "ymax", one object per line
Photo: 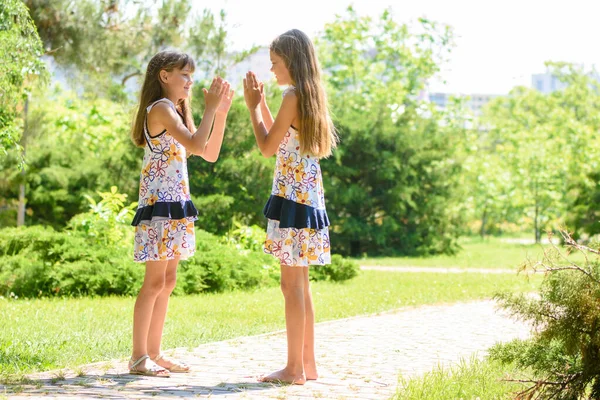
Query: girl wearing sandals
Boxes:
[
  {"xmin": 129, "ymin": 50, "xmax": 234, "ymax": 377},
  {"xmin": 243, "ymin": 29, "xmax": 337, "ymax": 385}
]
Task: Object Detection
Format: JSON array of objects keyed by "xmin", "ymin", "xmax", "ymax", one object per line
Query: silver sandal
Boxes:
[
  {"xmin": 128, "ymin": 354, "xmax": 170, "ymax": 377},
  {"xmin": 151, "ymin": 353, "xmax": 190, "ymax": 373}
]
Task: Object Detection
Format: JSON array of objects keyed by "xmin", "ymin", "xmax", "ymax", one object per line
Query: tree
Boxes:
[
  {"xmin": 476, "ymin": 63, "xmax": 600, "ymax": 242},
  {"xmin": 0, "ymin": 0, "xmax": 47, "ymax": 161},
  {"xmin": 316, "ymin": 7, "xmax": 463, "ymax": 256},
  {"xmin": 3, "ymin": 1, "xmax": 262, "ymax": 226},
  {"xmin": 23, "ymin": 0, "xmax": 245, "ymax": 97},
  {"xmin": 0, "ymin": 88, "xmax": 140, "ymax": 228}
]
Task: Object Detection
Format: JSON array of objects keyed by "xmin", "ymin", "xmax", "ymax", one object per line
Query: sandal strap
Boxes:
[
  {"xmin": 146, "ymin": 363, "xmax": 168, "ymax": 373},
  {"xmin": 151, "ymin": 354, "xmax": 189, "ymax": 371},
  {"xmin": 152, "ymin": 354, "xmax": 187, "ymax": 366},
  {"xmin": 129, "ymin": 354, "xmax": 150, "ymax": 370}
]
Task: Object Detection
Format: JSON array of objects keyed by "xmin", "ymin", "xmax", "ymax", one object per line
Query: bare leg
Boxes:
[
  {"xmin": 147, "ymin": 257, "xmax": 180, "ymax": 366},
  {"xmin": 302, "ymin": 268, "xmax": 318, "ymax": 380},
  {"xmin": 130, "ymin": 260, "xmax": 169, "ymax": 375},
  {"xmin": 260, "ymin": 265, "xmax": 307, "ymax": 385}
]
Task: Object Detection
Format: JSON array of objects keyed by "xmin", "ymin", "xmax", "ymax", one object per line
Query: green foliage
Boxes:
[
  {"xmin": 470, "ymin": 63, "xmax": 600, "ymax": 241},
  {"xmin": 191, "ymin": 194, "xmax": 236, "ymax": 235},
  {"xmin": 24, "ymin": 1, "xmax": 256, "ymax": 93},
  {"xmin": 568, "ymin": 170, "xmax": 600, "ymax": 241},
  {"xmin": 68, "ymin": 186, "xmax": 137, "ymax": 248},
  {"xmin": 490, "ymin": 232, "xmax": 600, "ymax": 398},
  {"xmin": 223, "ymin": 221, "xmax": 268, "ymax": 253},
  {"xmin": 0, "ymin": 196, "xmax": 359, "ymax": 297},
  {"xmin": 395, "ymin": 357, "xmax": 529, "ymax": 400},
  {"xmin": 178, "ymin": 229, "xmax": 279, "ymax": 294},
  {"xmin": 0, "ymin": 89, "xmax": 141, "ymax": 228},
  {"xmin": 309, "ymin": 255, "xmax": 360, "ymax": 282},
  {"xmin": 0, "ymin": 0, "xmax": 47, "ymax": 160},
  {"xmin": 0, "ymin": 225, "xmax": 143, "ymax": 297},
  {"xmin": 318, "ymin": 7, "xmax": 462, "ymax": 256},
  {"xmin": 0, "ymin": 223, "xmax": 281, "ymax": 298}
]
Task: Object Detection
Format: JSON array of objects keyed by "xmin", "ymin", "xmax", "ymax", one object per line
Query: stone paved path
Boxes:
[{"xmin": 2, "ymin": 300, "xmax": 530, "ymax": 399}]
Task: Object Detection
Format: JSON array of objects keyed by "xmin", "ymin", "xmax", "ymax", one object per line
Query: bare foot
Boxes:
[
  {"xmin": 304, "ymin": 363, "xmax": 318, "ymax": 380},
  {"xmin": 259, "ymin": 368, "xmax": 306, "ymax": 385}
]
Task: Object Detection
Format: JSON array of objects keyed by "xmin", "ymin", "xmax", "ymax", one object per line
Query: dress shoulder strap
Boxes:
[
  {"xmin": 143, "ymin": 98, "xmax": 176, "ymax": 150},
  {"xmin": 146, "ymin": 98, "xmax": 176, "ymax": 113},
  {"xmin": 282, "ymin": 85, "xmax": 296, "ymax": 98}
]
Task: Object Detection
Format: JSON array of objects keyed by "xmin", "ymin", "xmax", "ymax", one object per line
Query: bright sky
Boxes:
[{"xmin": 200, "ymin": 0, "xmax": 600, "ymax": 94}]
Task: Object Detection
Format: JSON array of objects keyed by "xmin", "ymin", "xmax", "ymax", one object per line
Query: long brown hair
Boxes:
[
  {"xmin": 270, "ymin": 29, "xmax": 337, "ymax": 158},
  {"xmin": 131, "ymin": 50, "xmax": 196, "ymax": 147}
]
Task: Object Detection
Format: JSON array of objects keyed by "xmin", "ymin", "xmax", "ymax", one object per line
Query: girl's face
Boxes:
[
  {"xmin": 270, "ymin": 51, "xmax": 292, "ymax": 86},
  {"xmin": 160, "ymin": 64, "xmax": 194, "ymax": 100}
]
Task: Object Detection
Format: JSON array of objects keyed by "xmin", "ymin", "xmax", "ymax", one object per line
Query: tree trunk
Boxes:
[
  {"xmin": 17, "ymin": 96, "xmax": 29, "ymax": 227},
  {"xmin": 350, "ymin": 240, "xmax": 361, "ymax": 258},
  {"xmin": 534, "ymin": 203, "xmax": 540, "ymax": 244},
  {"xmin": 480, "ymin": 206, "xmax": 488, "ymax": 238}
]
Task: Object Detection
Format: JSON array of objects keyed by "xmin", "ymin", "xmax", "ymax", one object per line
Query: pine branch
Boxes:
[{"xmin": 524, "ymin": 231, "xmax": 600, "ymax": 285}]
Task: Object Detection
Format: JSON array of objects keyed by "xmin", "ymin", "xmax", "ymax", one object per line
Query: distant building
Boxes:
[
  {"xmin": 531, "ymin": 71, "xmax": 568, "ymax": 94},
  {"xmin": 531, "ymin": 66, "xmax": 600, "ymax": 94},
  {"xmin": 468, "ymin": 94, "xmax": 500, "ymax": 116},
  {"xmin": 427, "ymin": 92, "xmax": 499, "ymax": 117}
]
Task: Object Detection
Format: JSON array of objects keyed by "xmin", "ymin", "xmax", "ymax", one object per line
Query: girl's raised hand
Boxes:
[
  {"xmin": 256, "ymin": 79, "xmax": 265, "ymax": 104},
  {"xmin": 202, "ymin": 77, "xmax": 227, "ymax": 111},
  {"xmin": 217, "ymin": 81, "xmax": 234, "ymax": 115},
  {"xmin": 243, "ymin": 71, "xmax": 262, "ymax": 110}
]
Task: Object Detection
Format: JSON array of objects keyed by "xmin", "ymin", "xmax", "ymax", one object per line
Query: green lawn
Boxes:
[
  {"xmin": 0, "ymin": 270, "xmax": 540, "ymax": 377},
  {"xmin": 394, "ymin": 357, "xmax": 529, "ymax": 400},
  {"xmin": 359, "ymin": 236, "xmax": 565, "ymax": 269}
]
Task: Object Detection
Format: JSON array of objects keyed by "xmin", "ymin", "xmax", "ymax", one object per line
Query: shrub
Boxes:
[
  {"xmin": 221, "ymin": 223, "xmax": 360, "ymax": 283},
  {"xmin": 177, "ymin": 229, "xmax": 279, "ymax": 294},
  {"xmin": 67, "ymin": 186, "xmax": 136, "ymax": 249},
  {"xmin": 309, "ymin": 254, "xmax": 360, "ymax": 282},
  {"xmin": 0, "ymin": 226, "xmax": 143, "ymax": 297},
  {"xmin": 222, "ymin": 221, "xmax": 267, "ymax": 253},
  {"xmin": 490, "ymin": 230, "xmax": 600, "ymax": 399},
  {"xmin": 0, "ymin": 226, "xmax": 280, "ymax": 297},
  {"xmin": 191, "ymin": 194, "xmax": 236, "ymax": 235}
]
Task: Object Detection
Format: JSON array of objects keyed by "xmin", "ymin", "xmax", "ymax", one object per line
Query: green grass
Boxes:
[
  {"xmin": 0, "ymin": 270, "xmax": 540, "ymax": 377},
  {"xmin": 359, "ymin": 236, "xmax": 558, "ymax": 269},
  {"xmin": 394, "ymin": 357, "xmax": 530, "ymax": 400}
]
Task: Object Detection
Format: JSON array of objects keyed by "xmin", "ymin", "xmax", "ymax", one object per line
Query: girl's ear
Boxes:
[{"xmin": 159, "ymin": 69, "xmax": 169, "ymax": 84}]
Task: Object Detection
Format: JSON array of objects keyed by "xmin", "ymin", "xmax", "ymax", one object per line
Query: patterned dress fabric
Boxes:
[
  {"xmin": 131, "ymin": 98, "xmax": 197, "ymax": 262},
  {"xmin": 263, "ymin": 87, "xmax": 331, "ymax": 266}
]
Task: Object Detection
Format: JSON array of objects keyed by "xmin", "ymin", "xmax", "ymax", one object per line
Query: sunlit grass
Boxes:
[
  {"xmin": 359, "ymin": 236, "xmax": 576, "ymax": 269},
  {"xmin": 394, "ymin": 357, "xmax": 530, "ymax": 400}
]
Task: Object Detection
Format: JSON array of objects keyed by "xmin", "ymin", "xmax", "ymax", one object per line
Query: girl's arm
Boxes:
[
  {"xmin": 148, "ymin": 77, "xmax": 227, "ymax": 156},
  {"xmin": 201, "ymin": 88, "xmax": 233, "ymax": 162},
  {"xmin": 189, "ymin": 85, "xmax": 234, "ymax": 161},
  {"xmin": 258, "ymin": 82, "xmax": 275, "ymax": 131},
  {"xmin": 244, "ymin": 72, "xmax": 296, "ymax": 158}
]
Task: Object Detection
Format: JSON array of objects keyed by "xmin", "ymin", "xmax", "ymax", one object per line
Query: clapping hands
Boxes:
[
  {"xmin": 203, "ymin": 76, "xmax": 234, "ymax": 115},
  {"xmin": 243, "ymin": 71, "xmax": 265, "ymax": 110}
]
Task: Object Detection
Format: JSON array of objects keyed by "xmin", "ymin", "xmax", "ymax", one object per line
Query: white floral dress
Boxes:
[
  {"xmin": 263, "ymin": 89, "xmax": 331, "ymax": 266},
  {"xmin": 131, "ymin": 98, "xmax": 197, "ymax": 262}
]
